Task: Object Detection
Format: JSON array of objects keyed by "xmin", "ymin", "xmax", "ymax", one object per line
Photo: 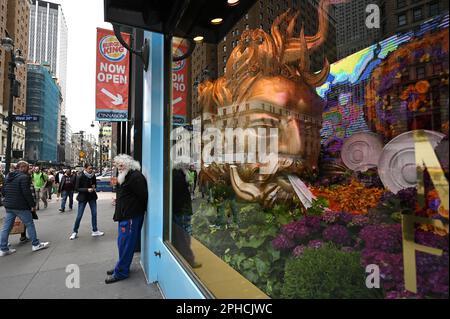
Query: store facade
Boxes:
[{"xmin": 105, "ymin": 0, "xmax": 449, "ymax": 299}]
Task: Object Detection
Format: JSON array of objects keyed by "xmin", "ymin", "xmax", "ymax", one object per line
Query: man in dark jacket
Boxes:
[
  {"xmin": 69, "ymin": 163, "xmax": 104, "ymax": 240},
  {"xmin": 0, "ymin": 161, "xmax": 50, "ymax": 256},
  {"xmin": 105, "ymin": 154, "xmax": 148, "ymax": 284},
  {"xmin": 58, "ymin": 169, "xmax": 76, "ymax": 213}
]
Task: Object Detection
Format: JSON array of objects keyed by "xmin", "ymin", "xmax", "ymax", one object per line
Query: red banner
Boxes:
[
  {"xmin": 172, "ymin": 39, "xmax": 189, "ymax": 123},
  {"xmin": 95, "ymin": 28, "xmax": 130, "ymax": 121}
]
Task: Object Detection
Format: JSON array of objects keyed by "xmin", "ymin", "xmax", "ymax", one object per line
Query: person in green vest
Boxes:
[
  {"xmin": 186, "ymin": 165, "xmax": 197, "ymax": 198},
  {"xmin": 31, "ymin": 167, "xmax": 48, "ymax": 210}
]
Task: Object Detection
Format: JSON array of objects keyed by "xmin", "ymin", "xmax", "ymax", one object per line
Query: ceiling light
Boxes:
[
  {"xmin": 211, "ymin": 18, "xmax": 223, "ymax": 25},
  {"xmin": 227, "ymin": 0, "xmax": 240, "ymax": 6},
  {"xmin": 193, "ymin": 36, "xmax": 204, "ymax": 43}
]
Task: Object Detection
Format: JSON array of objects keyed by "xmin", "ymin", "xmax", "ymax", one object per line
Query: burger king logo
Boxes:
[
  {"xmin": 99, "ymin": 35, "xmax": 127, "ymax": 62},
  {"xmin": 172, "ymin": 47, "xmax": 186, "ymax": 71}
]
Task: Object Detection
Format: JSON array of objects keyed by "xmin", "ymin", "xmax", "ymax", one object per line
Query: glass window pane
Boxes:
[{"xmin": 167, "ymin": 0, "xmax": 449, "ymax": 300}]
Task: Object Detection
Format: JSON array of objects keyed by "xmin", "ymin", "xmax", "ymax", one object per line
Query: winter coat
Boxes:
[
  {"xmin": 58, "ymin": 174, "xmax": 76, "ymax": 193},
  {"xmin": 172, "ymin": 169, "xmax": 192, "ymax": 216},
  {"xmin": 3, "ymin": 171, "xmax": 36, "ymax": 210},
  {"xmin": 75, "ymin": 172, "xmax": 98, "ymax": 202},
  {"xmin": 113, "ymin": 170, "xmax": 148, "ymax": 222}
]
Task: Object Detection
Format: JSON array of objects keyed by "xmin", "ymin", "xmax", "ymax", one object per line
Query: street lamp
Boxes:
[
  {"xmin": 2, "ymin": 34, "xmax": 25, "ymax": 173},
  {"xmin": 91, "ymin": 121, "xmax": 104, "ymax": 174}
]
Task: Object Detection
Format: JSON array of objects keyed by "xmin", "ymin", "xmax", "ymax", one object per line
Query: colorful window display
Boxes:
[{"xmin": 168, "ymin": 2, "xmax": 449, "ymax": 299}]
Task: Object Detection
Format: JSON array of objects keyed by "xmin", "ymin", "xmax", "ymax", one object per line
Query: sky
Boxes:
[{"xmin": 52, "ymin": 0, "xmax": 111, "ymax": 138}]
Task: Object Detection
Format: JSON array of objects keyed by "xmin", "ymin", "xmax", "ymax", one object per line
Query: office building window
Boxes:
[
  {"xmin": 429, "ymin": 2, "xmax": 439, "ymax": 17},
  {"xmin": 397, "ymin": 0, "xmax": 407, "ymax": 8},
  {"xmin": 416, "ymin": 66, "xmax": 425, "ymax": 79},
  {"xmin": 413, "ymin": 7, "xmax": 423, "ymax": 22},
  {"xmin": 398, "ymin": 14, "xmax": 407, "ymax": 26}
]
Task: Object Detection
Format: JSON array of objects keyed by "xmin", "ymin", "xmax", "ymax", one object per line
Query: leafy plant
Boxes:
[
  {"xmin": 306, "ymin": 197, "xmax": 329, "ymax": 216},
  {"xmin": 282, "ymin": 244, "xmax": 382, "ymax": 299}
]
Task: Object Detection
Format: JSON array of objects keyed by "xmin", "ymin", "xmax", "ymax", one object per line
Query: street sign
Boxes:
[{"xmin": 11, "ymin": 115, "xmax": 39, "ymax": 122}]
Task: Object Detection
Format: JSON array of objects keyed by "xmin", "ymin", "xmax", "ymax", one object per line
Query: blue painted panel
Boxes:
[{"xmin": 140, "ymin": 31, "xmax": 204, "ymax": 299}]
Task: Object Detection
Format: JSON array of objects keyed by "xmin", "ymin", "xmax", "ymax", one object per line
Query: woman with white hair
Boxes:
[{"xmin": 105, "ymin": 154, "xmax": 148, "ymax": 284}]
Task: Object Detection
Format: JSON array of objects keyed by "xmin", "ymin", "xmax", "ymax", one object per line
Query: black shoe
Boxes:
[
  {"xmin": 106, "ymin": 269, "xmax": 114, "ymax": 276},
  {"xmin": 59, "ymin": 208, "xmax": 65, "ymax": 213},
  {"xmin": 105, "ymin": 275, "xmax": 126, "ymax": 284},
  {"xmin": 20, "ymin": 237, "xmax": 30, "ymax": 243}
]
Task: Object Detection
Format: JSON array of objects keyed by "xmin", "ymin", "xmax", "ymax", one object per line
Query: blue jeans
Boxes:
[
  {"xmin": 60, "ymin": 191, "xmax": 74, "ymax": 210},
  {"xmin": 114, "ymin": 215, "xmax": 144, "ymax": 279},
  {"xmin": 73, "ymin": 200, "xmax": 98, "ymax": 233},
  {"xmin": 1, "ymin": 209, "xmax": 40, "ymax": 251}
]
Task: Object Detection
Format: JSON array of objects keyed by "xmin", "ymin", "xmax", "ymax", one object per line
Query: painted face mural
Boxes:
[{"xmin": 198, "ymin": 1, "xmax": 331, "ymax": 207}]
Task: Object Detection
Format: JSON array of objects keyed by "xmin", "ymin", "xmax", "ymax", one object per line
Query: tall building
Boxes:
[
  {"xmin": 0, "ymin": 0, "xmax": 31, "ymax": 162},
  {"xmin": 28, "ymin": 0, "xmax": 68, "ymax": 159},
  {"xmin": 380, "ymin": 0, "xmax": 449, "ymax": 38},
  {"xmin": 335, "ymin": 0, "xmax": 381, "ymax": 59},
  {"xmin": 191, "ymin": 0, "xmax": 337, "ymax": 122},
  {"xmin": 25, "ymin": 63, "xmax": 61, "ymax": 162}
]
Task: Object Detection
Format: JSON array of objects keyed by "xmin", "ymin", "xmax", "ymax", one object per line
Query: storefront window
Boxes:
[{"xmin": 168, "ymin": 1, "xmax": 449, "ymax": 299}]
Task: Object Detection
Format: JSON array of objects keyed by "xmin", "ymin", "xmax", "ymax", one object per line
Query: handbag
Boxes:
[{"xmin": 10, "ymin": 217, "xmax": 25, "ymax": 235}]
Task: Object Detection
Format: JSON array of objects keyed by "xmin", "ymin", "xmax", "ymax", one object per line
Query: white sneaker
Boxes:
[
  {"xmin": 32, "ymin": 242, "xmax": 50, "ymax": 252},
  {"xmin": 69, "ymin": 232, "xmax": 78, "ymax": 240},
  {"xmin": 0, "ymin": 249, "xmax": 16, "ymax": 257},
  {"xmin": 92, "ymin": 231, "xmax": 104, "ymax": 237}
]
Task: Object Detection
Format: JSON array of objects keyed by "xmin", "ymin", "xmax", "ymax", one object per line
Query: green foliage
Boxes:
[
  {"xmin": 210, "ymin": 183, "xmax": 234, "ymax": 204},
  {"xmin": 192, "ymin": 201, "xmax": 301, "ymax": 298},
  {"xmin": 367, "ymin": 195, "xmax": 404, "ymax": 224},
  {"xmin": 282, "ymin": 244, "xmax": 382, "ymax": 299},
  {"xmin": 306, "ymin": 197, "xmax": 329, "ymax": 216}
]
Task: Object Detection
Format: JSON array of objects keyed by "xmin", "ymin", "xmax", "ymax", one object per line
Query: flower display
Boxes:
[
  {"xmin": 292, "ymin": 245, "xmax": 306, "ymax": 257},
  {"xmin": 311, "ymin": 180, "xmax": 384, "ymax": 214},
  {"xmin": 307, "ymin": 239, "xmax": 324, "ymax": 249},
  {"xmin": 322, "ymin": 225, "xmax": 352, "ymax": 246},
  {"xmin": 359, "ymin": 224, "xmax": 402, "ymax": 253},
  {"xmin": 272, "ymin": 234, "xmax": 296, "ymax": 250}
]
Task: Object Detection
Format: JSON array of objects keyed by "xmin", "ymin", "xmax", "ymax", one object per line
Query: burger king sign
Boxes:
[{"xmin": 95, "ymin": 28, "xmax": 130, "ymax": 122}]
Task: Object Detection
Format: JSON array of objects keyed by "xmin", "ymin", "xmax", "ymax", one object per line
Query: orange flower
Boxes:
[
  {"xmin": 438, "ymin": 206, "xmax": 449, "ymax": 219},
  {"xmin": 400, "ymin": 90, "xmax": 410, "ymax": 101},
  {"xmin": 415, "ymin": 80, "xmax": 430, "ymax": 94}
]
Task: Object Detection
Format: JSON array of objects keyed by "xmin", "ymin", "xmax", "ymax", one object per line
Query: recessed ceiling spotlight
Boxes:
[
  {"xmin": 227, "ymin": 0, "xmax": 240, "ymax": 6},
  {"xmin": 193, "ymin": 36, "xmax": 204, "ymax": 42},
  {"xmin": 211, "ymin": 18, "xmax": 223, "ymax": 25}
]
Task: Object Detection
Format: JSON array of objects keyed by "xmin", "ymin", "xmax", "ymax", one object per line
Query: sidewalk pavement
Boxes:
[{"xmin": 0, "ymin": 192, "xmax": 162, "ymax": 299}]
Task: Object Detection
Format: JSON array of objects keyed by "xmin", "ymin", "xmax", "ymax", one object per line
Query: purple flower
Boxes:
[
  {"xmin": 397, "ymin": 187, "xmax": 417, "ymax": 210},
  {"xmin": 428, "ymin": 198, "xmax": 441, "ymax": 212},
  {"xmin": 349, "ymin": 215, "xmax": 370, "ymax": 227},
  {"xmin": 322, "ymin": 225, "xmax": 352, "ymax": 246},
  {"xmin": 361, "ymin": 249, "xmax": 404, "ymax": 292},
  {"xmin": 282, "ymin": 221, "xmax": 311, "ymax": 242},
  {"xmin": 321, "ymin": 211, "xmax": 353, "ymax": 225},
  {"xmin": 322, "ymin": 211, "xmax": 339, "ymax": 224},
  {"xmin": 359, "ymin": 224, "xmax": 402, "ymax": 253},
  {"xmin": 307, "ymin": 239, "xmax": 324, "ymax": 249},
  {"xmin": 380, "ymin": 191, "xmax": 396, "ymax": 204},
  {"xmin": 415, "ymin": 230, "xmax": 449, "ymax": 253},
  {"xmin": 272, "ymin": 234, "xmax": 295, "ymax": 251},
  {"xmin": 299, "ymin": 216, "xmax": 322, "ymax": 234},
  {"xmin": 292, "ymin": 245, "xmax": 306, "ymax": 257}
]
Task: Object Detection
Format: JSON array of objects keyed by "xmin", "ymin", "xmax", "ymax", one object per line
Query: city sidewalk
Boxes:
[{"xmin": 0, "ymin": 192, "xmax": 162, "ymax": 299}]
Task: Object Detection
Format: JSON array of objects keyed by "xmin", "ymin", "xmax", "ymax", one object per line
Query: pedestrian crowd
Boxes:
[{"xmin": 0, "ymin": 155, "xmax": 149, "ymax": 285}]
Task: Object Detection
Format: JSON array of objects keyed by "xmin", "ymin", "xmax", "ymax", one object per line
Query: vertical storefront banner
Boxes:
[
  {"xmin": 96, "ymin": 28, "xmax": 130, "ymax": 121},
  {"xmin": 172, "ymin": 38, "xmax": 189, "ymax": 125}
]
